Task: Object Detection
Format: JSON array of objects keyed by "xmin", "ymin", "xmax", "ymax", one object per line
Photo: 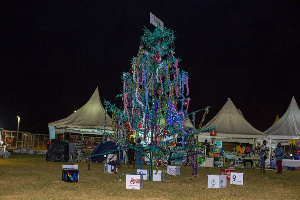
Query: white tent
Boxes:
[
  {"xmin": 200, "ymin": 98, "xmax": 265, "ymax": 143},
  {"xmin": 265, "ymin": 97, "xmax": 300, "ymax": 140},
  {"xmin": 49, "ymin": 87, "xmax": 113, "ymax": 139},
  {"xmin": 184, "ymin": 116, "xmax": 194, "ymax": 128}
]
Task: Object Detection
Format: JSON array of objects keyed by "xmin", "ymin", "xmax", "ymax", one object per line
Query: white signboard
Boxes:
[
  {"xmin": 104, "ymin": 164, "xmax": 117, "ymax": 174},
  {"xmin": 137, "ymin": 169, "xmax": 148, "ymax": 180},
  {"xmin": 126, "ymin": 174, "xmax": 143, "ymax": 190},
  {"xmin": 153, "ymin": 170, "xmax": 166, "ymax": 181},
  {"xmin": 150, "ymin": 12, "xmax": 164, "ymax": 30},
  {"xmin": 207, "ymin": 175, "xmax": 227, "ymax": 188},
  {"xmin": 230, "ymin": 172, "xmax": 244, "ymax": 185},
  {"xmin": 167, "ymin": 165, "xmax": 180, "ymax": 175}
]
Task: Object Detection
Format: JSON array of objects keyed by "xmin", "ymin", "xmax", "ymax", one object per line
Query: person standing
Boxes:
[
  {"xmin": 127, "ymin": 138, "xmax": 136, "ymax": 169},
  {"xmin": 204, "ymin": 139, "xmax": 210, "ymax": 157},
  {"xmin": 69, "ymin": 139, "xmax": 76, "ymax": 162},
  {"xmin": 76, "ymin": 136, "xmax": 84, "ymax": 162},
  {"xmin": 245, "ymin": 144, "xmax": 252, "ymax": 157},
  {"xmin": 136, "ymin": 138, "xmax": 143, "ymax": 169},
  {"xmin": 260, "ymin": 140, "xmax": 267, "ymax": 173},
  {"xmin": 275, "ymin": 143, "xmax": 284, "ymax": 174}
]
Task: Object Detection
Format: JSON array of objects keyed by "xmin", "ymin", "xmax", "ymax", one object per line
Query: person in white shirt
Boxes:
[{"xmin": 108, "ymin": 151, "xmax": 121, "ymax": 174}]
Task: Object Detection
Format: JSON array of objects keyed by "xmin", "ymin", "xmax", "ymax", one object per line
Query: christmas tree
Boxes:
[{"xmin": 104, "ymin": 25, "xmax": 212, "ymax": 180}]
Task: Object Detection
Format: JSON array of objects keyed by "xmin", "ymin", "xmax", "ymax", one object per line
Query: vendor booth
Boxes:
[
  {"xmin": 264, "ymin": 97, "xmax": 300, "ymax": 168},
  {"xmin": 48, "ymin": 87, "xmax": 114, "ymax": 152},
  {"xmin": 198, "ymin": 98, "xmax": 265, "ymax": 168}
]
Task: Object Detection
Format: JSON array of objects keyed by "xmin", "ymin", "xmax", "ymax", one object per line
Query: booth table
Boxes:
[
  {"xmin": 232, "ymin": 156, "xmax": 260, "ymax": 168},
  {"xmin": 242, "ymin": 157, "xmax": 261, "ymax": 169},
  {"xmin": 282, "ymin": 160, "xmax": 300, "ymax": 167}
]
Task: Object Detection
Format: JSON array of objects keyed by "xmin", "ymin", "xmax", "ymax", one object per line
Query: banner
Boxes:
[{"xmin": 48, "ymin": 125, "xmax": 55, "ymax": 139}]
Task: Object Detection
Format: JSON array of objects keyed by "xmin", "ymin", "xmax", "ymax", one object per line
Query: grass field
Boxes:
[{"xmin": 0, "ymin": 153, "xmax": 299, "ymax": 200}]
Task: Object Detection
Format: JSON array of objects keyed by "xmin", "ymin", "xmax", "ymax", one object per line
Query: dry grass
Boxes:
[{"xmin": 0, "ymin": 154, "xmax": 299, "ymax": 200}]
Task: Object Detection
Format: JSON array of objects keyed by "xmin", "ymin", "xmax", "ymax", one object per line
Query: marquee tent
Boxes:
[
  {"xmin": 184, "ymin": 116, "xmax": 194, "ymax": 128},
  {"xmin": 200, "ymin": 98, "xmax": 265, "ymax": 143},
  {"xmin": 265, "ymin": 97, "xmax": 300, "ymax": 140},
  {"xmin": 259, "ymin": 97, "xmax": 300, "ymax": 165},
  {"xmin": 48, "ymin": 87, "xmax": 113, "ymax": 139}
]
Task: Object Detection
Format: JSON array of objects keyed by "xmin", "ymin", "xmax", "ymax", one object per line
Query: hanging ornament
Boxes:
[
  {"xmin": 210, "ymin": 130, "xmax": 217, "ymax": 136},
  {"xmin": 153, "ymin": 51, "xmax": 161, "ymax": 63},
  {"xmin": 157, "ymin": 159, "xmax": 162, "ymax": 165},
  {"xmin": 163, "ymin": 129, "xmax": 167, "ymax": 137},
  {"xmin": 157, "ymin": 88, "xmax": 162, "ymax": 95},
  {"xmin": 184, "ymin": 100, "xmax": 189, "ymax": 107},
  {"xmin": 138, "ymin": 123, "xmax": 142, "ymax": 129}
]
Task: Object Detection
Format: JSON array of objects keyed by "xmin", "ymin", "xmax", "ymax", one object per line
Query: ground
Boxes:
[{"xmin": 0, "ymin": 154, "xmax": 299, "ymax": 200}]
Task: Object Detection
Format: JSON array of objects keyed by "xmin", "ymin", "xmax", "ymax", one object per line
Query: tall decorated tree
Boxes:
[
  {"xmin": 104, "ymin": 22, "xmax": 212, "ymax": 180},
  {"xmin": 123, "ymin": 26, "xmax": 190, "ymax": 145}
]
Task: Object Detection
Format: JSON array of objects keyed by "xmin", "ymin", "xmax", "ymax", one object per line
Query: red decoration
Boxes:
[
  {"xmin": 163, "ymin": 129, "xmax": 167, "ymax": 137},
  {"xmin": 153, "ymin": 51, "xmax": 161, "ymax": 63},
  {"xmin": 138, "ymin": 123, "xmax": 142, "ymax": 129},
  {"xmin": 210, "ymin": 130, "xmax": 217, "ymax": 136},
  {"xmin": 157, "ymin": 88, "xmax": 162, "ymax": 95},
  {"xmin": 157, "ymin": 159, "xmax": 162, "ymax": 165},
  {"xmin": 184, "ymin": 100, "xmax": 189, "ymax": 107}
]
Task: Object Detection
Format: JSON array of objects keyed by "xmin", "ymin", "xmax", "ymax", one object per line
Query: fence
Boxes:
[{"xmin": 0, "ymin": 129, "xmax": 49, "ymax": 151}]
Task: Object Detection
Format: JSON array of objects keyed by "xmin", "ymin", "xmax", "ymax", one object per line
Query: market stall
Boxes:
[
  {"xmin": 198, "ymin": 98, "xmax": 265, "ymax": 168},
  {"xmin": 264, "ymin": 97, "xmax": 300, "ymax": 167},
  {"xmin": 48, "ymin": 87, "xmax": 114, "ymax": 150}
]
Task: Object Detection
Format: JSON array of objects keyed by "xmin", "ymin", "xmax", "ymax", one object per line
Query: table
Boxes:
[
  {"xmin": 282, "ymin": 159, "xmax": 300, "ymax": 167},
  {"xmin": 242, "ymin": 157, "xmax": 260, "ymax": 168}
]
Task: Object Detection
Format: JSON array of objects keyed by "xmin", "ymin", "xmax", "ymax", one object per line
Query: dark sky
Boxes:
[{"xmin": 1, "ymin": 1, "xmax": 299, "ymax": 133}]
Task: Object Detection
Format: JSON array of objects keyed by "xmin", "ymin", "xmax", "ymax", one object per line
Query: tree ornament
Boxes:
[
  {"xmin": 157, "ymin": 88, "xmax": 162, "ymax": 95},
  {"xmin": 184, "ymin": 100, "xmax": 189, "ymax": 107},
  {"xmin": 210, "ymin": 130, "xmax": 217, "ymax": 136}
]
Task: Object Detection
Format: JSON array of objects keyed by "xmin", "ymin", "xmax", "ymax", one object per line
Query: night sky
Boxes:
[{"xmin": 1, "ymin": 1, "xmax": 299, "ymax": 133}]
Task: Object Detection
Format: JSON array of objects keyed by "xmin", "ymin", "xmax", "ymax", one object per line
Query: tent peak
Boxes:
[{"xmin": 289, "ymin": 96, "xmax": 299, "ymax": 109}]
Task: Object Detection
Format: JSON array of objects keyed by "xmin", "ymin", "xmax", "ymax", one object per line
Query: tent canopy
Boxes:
[
  {"xmin": 184, "ymin": 116, "xmax": 194, "ymax": 128},
  {"xmin": 201, "ymin": 98, "xmax": 264, "ymax": 140},
  {"xmin": 265, "ymin": 97, "xmax": 300, "ymax": 139},
  {"xmin": 49, "ymin": 87, "xmax": 112, "ymax": 130}
]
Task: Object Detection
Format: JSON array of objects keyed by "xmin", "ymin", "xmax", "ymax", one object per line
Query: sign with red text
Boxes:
[{"xmin": 126, "ymin": 174, "xmax": 143, "ymax": 190}]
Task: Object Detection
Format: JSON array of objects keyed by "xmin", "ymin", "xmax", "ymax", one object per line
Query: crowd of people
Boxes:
[{"xmin": 60, "ymin": 134, "xmax": 300, "ymax": 175}]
